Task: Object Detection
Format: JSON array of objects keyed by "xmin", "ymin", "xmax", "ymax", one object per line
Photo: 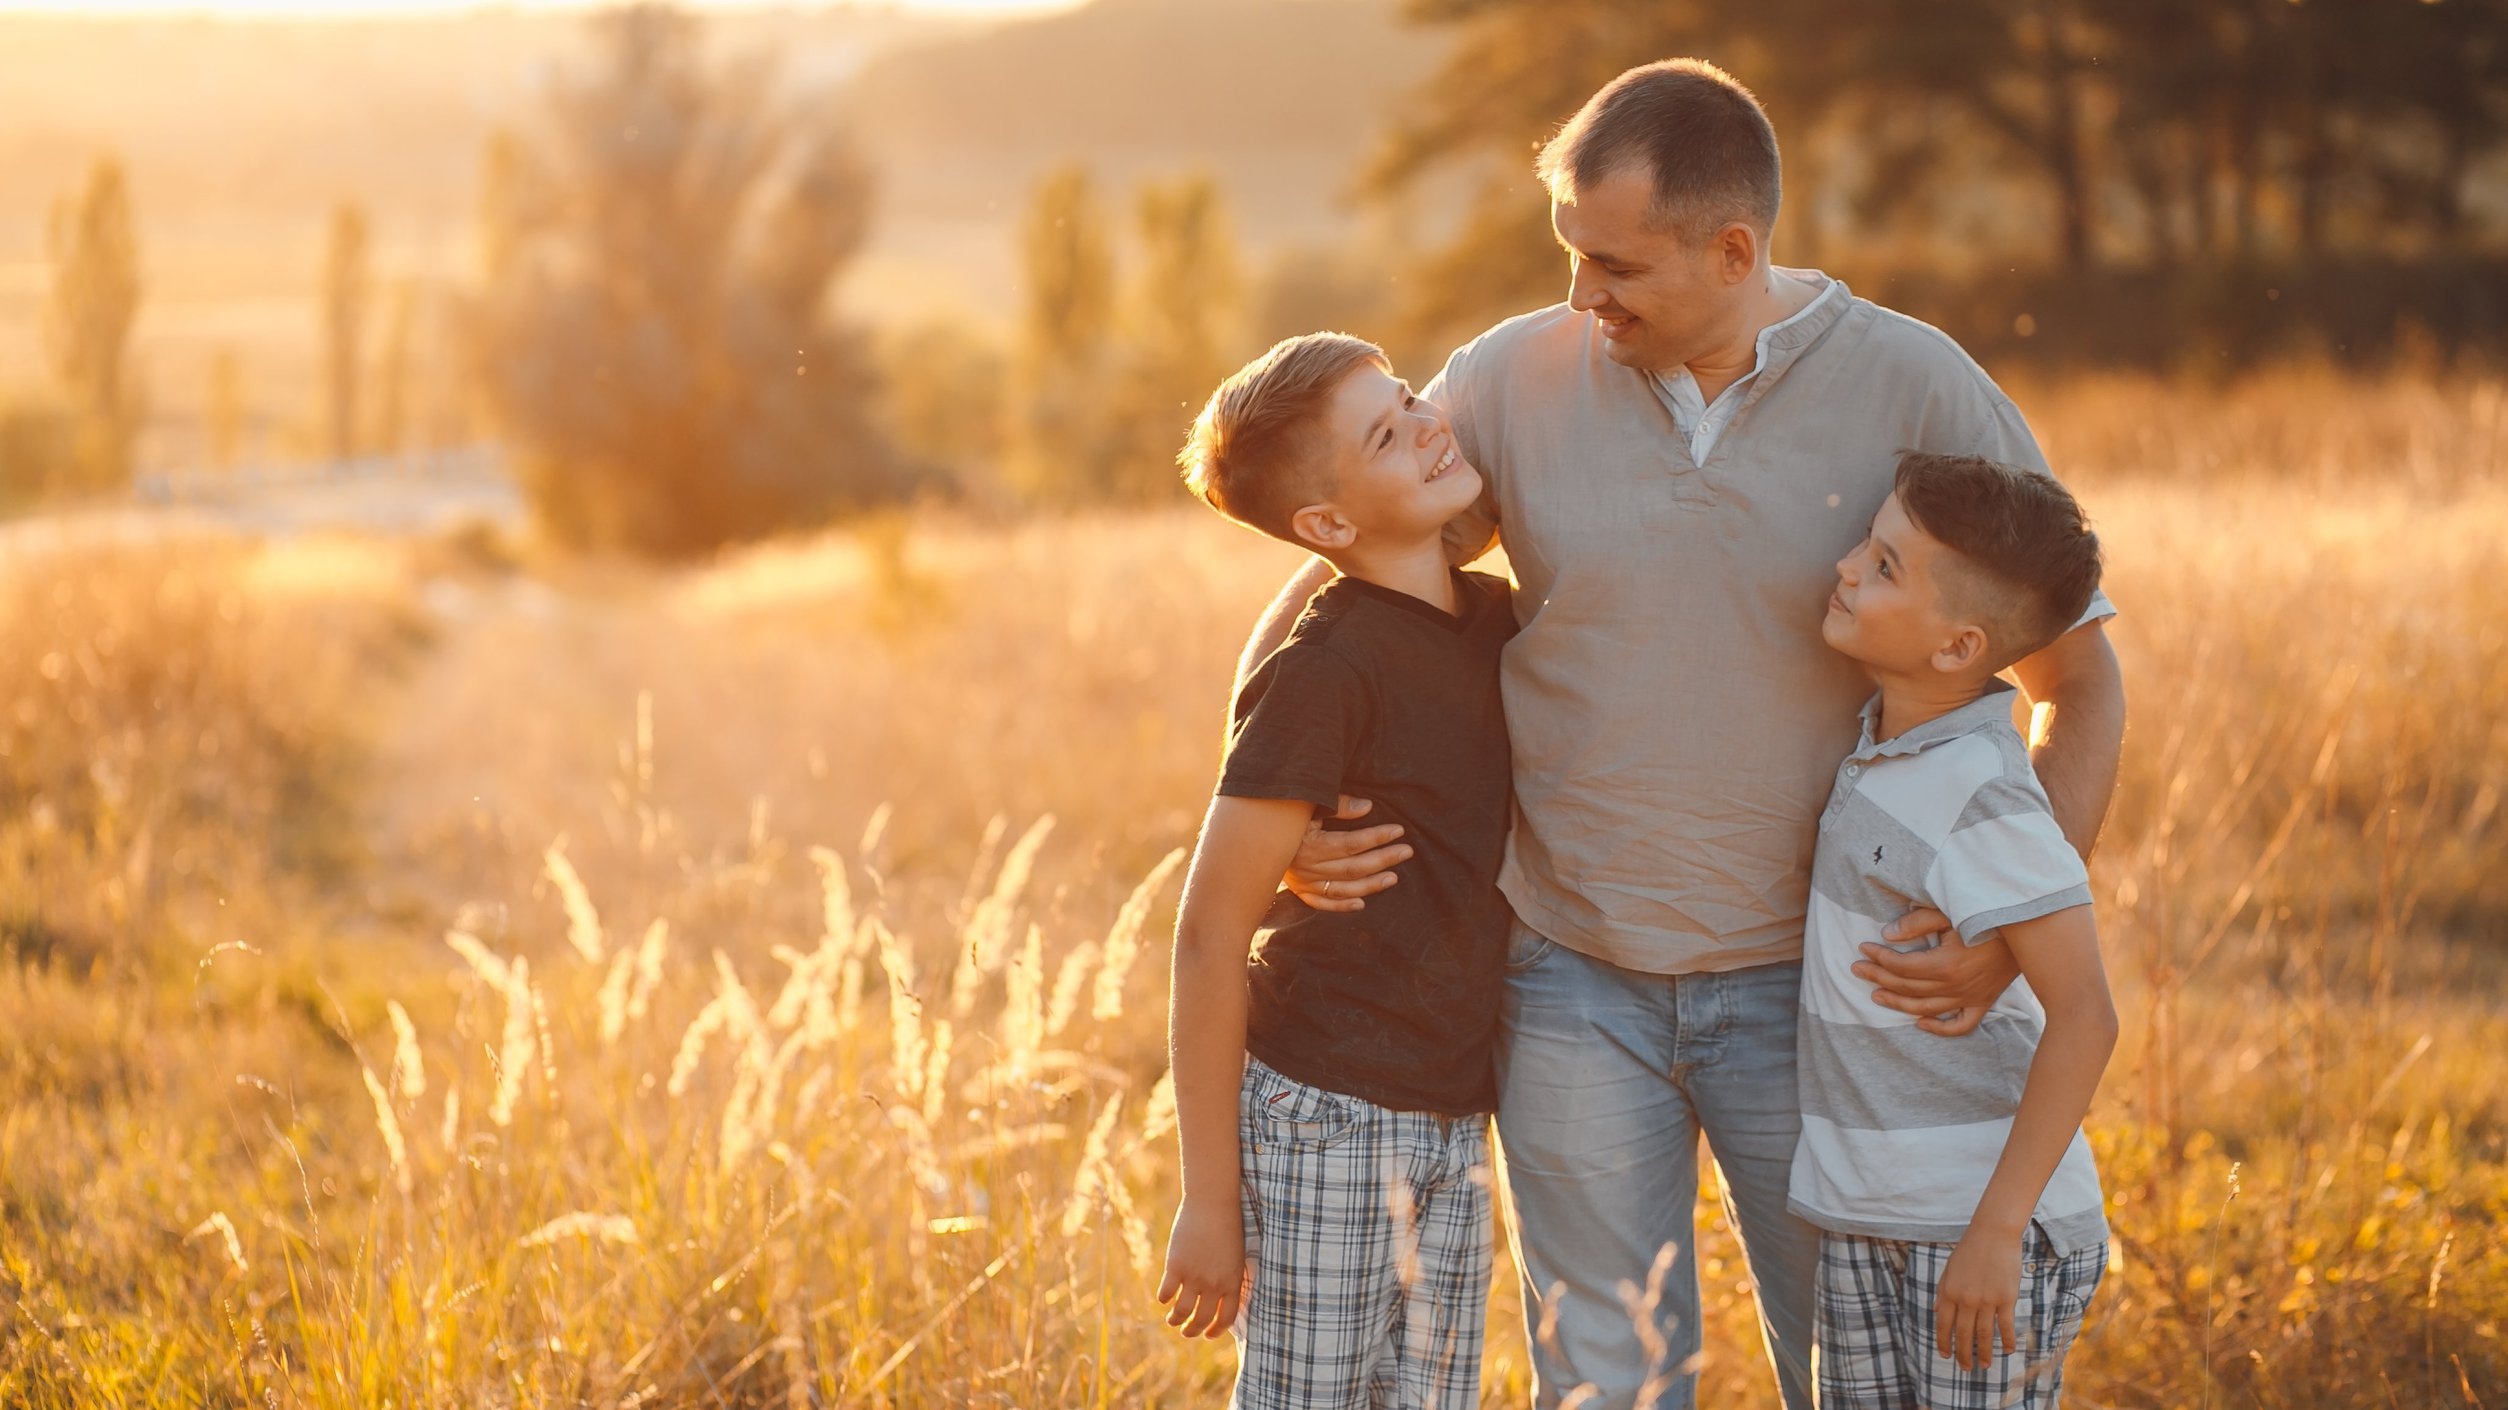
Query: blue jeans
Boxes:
[{"xmin": 1495, "ymin": 922, "xmax": 1819, "ymax": 1410}]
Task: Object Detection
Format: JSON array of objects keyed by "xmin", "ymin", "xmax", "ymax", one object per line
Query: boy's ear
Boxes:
[
  {"xmin": 1929, "ymin": 622, "xmax": 1990, "ymax": 675},
  {"xmin": 1288, "ymin": 503, "xmax": 1355, "ymax": 554}
]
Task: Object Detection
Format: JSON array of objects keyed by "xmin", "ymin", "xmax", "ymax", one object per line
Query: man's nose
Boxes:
[{"xmin": 1568, "ymin": 256, "xmax": 1606, "ymax": 310}]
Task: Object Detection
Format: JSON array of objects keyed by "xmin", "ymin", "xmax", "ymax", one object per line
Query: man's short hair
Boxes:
[
  {"xmin": 1536, "ymin": 58, "xmax": 1781, "ymax": 244},
  {"xmin": 1177, "ymin": 332, "xmax": 1385, "ymax": 544},
  {"xmin": 1892, "ymin": 452, "xmax": 2102, "ymax": 669}
]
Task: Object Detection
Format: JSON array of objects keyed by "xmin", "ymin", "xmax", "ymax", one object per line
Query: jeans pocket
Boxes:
[{"xmin": 1503, "ymin": 924, "xmax": 1555, "ymax": 974}]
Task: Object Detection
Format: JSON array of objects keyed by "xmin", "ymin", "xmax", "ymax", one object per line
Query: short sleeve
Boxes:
[
  {"xmin": 1217, "ymin": 641, "xmax": 1368, "ymax": 812},
  {"xmin": 1923, "ymin": 774, "xmax": 2092, "ymax": 945},
  {"xmin": 1424, "ymin": 342, "xmax": 1500, "ymax": 565}
]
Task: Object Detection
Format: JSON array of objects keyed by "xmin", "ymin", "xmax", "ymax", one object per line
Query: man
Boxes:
[{"xmin": 1243, "ymin": 59, "xmax": 2126, "ymax": 1410}]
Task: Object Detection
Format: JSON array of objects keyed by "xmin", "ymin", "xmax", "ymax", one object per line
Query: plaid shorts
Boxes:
[
  {"xmin": 1814, "ymin": 1224, "xmax": 2106, "ymax": 1410},
  {"xmin": 1230, "ymin": 1056, "xmax": 1493, "ymax": 1410}
]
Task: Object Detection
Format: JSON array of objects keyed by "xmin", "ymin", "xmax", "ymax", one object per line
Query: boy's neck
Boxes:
[
  {"xmin": 1869, "ymin": 668, "xmax": 1993, "ymax": 743},
  {"xmin": 1331, "ymin": 535, "xmax": 1458, "ymax": 615}
]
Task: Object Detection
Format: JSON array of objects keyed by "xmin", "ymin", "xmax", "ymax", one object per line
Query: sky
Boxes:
[{"xmin": 0, "ymin": 0, "xmax": 1080, "ymax": 15}]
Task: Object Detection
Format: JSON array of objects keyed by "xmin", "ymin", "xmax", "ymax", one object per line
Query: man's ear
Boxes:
[
  {"xmin": 1930, "ymin": 623, "xmax": 1990, "ymax": 675},
  {"xmin": 1715, "ymin": 221, "xmax": 1759, "ymax": 285},
  {"xmin": 1289, "ymin": 504, "xmax": 1355, "ymax": 554}
]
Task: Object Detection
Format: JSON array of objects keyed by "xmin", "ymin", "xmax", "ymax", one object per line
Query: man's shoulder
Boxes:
[
  {"xmin": 1443, "ymin": 302, "xmax": 1590, "ymax": 381},
  {"xmin": 1825, "ymin": 285, "xmax": 2009, "ymax": 394}
]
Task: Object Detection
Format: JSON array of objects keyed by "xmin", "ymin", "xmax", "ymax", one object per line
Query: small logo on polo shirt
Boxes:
[{"xmin": 1872, "ymin": 845, "xmax": 1885, "ymax": 864}]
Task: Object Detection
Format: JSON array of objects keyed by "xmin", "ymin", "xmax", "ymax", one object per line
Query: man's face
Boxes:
[
  {"xmin": 1823, "ymin": 493, "xmax": 1971, "ymax": 672},
  {"xmin": 1301, "ymin": 361, "xmax": 1483, "ymax": 549},
  {"xmin": 1551, "ymin": 163, "xmax": 1741, "ymax": 372}
]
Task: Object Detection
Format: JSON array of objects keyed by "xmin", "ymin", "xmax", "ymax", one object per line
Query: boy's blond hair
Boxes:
[{"xmin": 1177, "ymin": 332, "xmax": 1386, "ymax": 543}]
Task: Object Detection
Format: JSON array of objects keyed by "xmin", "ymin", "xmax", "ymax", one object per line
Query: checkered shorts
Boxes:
[
  {"xmin": 1229, "ymin": 1056, "xmax": 1493, "ymax": 1410},
  {"xmin": 1814, "ymin": 1225, "xmax": 2106, "ymax": 1410}
]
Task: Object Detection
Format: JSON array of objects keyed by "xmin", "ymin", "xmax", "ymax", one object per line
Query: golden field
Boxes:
[{"xmin": 2, "ymin": 365, "xmax": 2504, "ymax": 1408}]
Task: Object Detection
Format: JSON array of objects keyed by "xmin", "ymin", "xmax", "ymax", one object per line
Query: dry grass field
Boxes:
[{"xmin": 2, "ymin": 365, "xmax": 2504, "ymax": 1407}]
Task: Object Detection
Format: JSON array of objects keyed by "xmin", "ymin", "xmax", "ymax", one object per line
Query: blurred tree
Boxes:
[
  {"xmin": 877, "ymin": 321, "xmax": 1006, "ymax": 497},
  {"xmin": 0, "ymin": 396, "xmax": 82, "ymax": 513},
  {"xmin": 470, "ymin": 3, "xmax": 901, "ymax": 558},
  {"xmin": 42, "ymin": 156, "xmax": 142, "ymax": 495},
  {"xmin": 1006, "ymin": 163, "xmax": 1117, "ymax": 502},
  {"xmin": 373, "ymin": 282, "xmax": 415, "ymax": 466},
  {"xmin": 1107, "ymin": 174, "xmax": 1243, "ymax": 501},
  {"xmin": 322, "ymin": 202, "xmax": 371, "ymax": 464},
  {"xmin": 208, "ymin": 347, "xmax": 245, "ymax": 471}
]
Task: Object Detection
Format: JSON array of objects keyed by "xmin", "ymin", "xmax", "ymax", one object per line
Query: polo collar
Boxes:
[{"xmin": 1851, "ymin": 679, "xmax": 2020, "ymax": 761}]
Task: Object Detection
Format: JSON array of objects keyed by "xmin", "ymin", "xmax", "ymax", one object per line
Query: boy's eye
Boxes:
[{"xmin": 1877, "ymin": 559, "xmax": 1892, "ymax": 579}]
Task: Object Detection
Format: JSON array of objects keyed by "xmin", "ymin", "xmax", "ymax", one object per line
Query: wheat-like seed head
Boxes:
[
  {"xmin": 1141, "ymin": 1069, "xmax": 1177, "ymax": 1145},
  {"xmin": 385, "ymin": 999, "xmax": 426, "ymax": 1102},
  {"xmin": 361, "ymin": 1063, "xmax": 412, "ymax": 1196},
  {"xmin": 1095, "ymin": 847, "xmax": 1186, "ymax": 1022},
  {"xmin": 627, "ymin": 918, "xmax": 669, "ymax": 1022},
  {"xmin": 517, "ymin": 1212, "xmax": 640, "ymax": 1249},
  {"xmin": 998, "ymin": 922, "xmax": 1046, "ymax": 1083},
  {"xmin": 1059, "ymin": 1093, "xmax": 1125, "ymax": 1238},
  {"xmin": 543, "ymin": 840, "xmax": 607, "ymax": 964},
  {"xmin": 490, "ymin": 955, "xmax": 536, "ymax": 1127},
  {"xmin": 1044, "ymin": 939, "xmax": 1100, "ymax": 1039},
  {"xmin": 951, "ymin": 814, "xmax": 1055, "ymax": 1018},
  {"xmin": 185, "ymin": 1212, "xmax": 248, "ymax": 1274},
  {"xmin": 872, "ymin": 919, "xmax": 928, "ymax": 1102},
  {"xmin": 597, "ymin": 946, "xmax": 638, "ymax": 1044},
  {"xmin": 445, "ymin": 928, "xmax": 510, "ymax": 991}
]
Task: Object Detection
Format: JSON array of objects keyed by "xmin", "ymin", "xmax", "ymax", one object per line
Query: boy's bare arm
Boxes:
[
  {"xmin": 1933, "ymin": 903, "xmax": 2118, "ymax": 1369},
  {"xmin": 1156, "ymin": 793, "xmax": 1315, "ymax": 1340}
]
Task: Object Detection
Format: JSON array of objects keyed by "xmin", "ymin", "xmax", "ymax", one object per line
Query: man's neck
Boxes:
[
  {"xmin": 1871, "ymin": 670, "xmax": 1992, "ymax": 743},
  {"xmin": 1681, "ymin": 267, "xmax": 1820, "ymax": 406},
  {"xmin": 1335, "ymin": 536, "xmax": 1459, "ymax": 615}
]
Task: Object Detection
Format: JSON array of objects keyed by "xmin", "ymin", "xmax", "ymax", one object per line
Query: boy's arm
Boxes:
[
  {"xmin": 1156, "ymin": 792, "xmax": 1316, "ymax": 1339},
  {"xmin": 1933, "ymin": 903, "xmax": 2118, "ymax": 1369}
]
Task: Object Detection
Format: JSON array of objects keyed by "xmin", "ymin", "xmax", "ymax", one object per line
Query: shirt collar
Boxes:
[
  {"xmin": 1851, "ymin": 678, "xmax": 2020, "ymax": 761},
  {"xmin": 1653, "ymin": 269, "xmax": 1847, "ymax": 400}
]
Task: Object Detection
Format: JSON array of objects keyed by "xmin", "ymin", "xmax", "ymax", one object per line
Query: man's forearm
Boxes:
[
  {"xmin": 2014, "ymin": 623, "xmax": 2126, "ymax": 859},
  {"xmin": 1235, "ymin": 557, "xmax": 1335, "ymax": 696}
]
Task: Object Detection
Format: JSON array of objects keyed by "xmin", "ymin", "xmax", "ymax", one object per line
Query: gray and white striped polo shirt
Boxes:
[{"xmin": 1786, "ymin": 680, "xmax": 2108, "ymax": 1255}]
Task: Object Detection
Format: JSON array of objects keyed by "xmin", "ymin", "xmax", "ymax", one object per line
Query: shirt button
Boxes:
[{"xmin": 1845, "ymin": 764, "xmax": 1861, "ymax": 777}]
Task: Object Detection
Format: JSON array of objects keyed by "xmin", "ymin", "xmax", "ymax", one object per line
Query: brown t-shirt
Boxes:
[{"xmin": 1217, "ymin": 568, "xmax": 1516, "ymax": 1115}]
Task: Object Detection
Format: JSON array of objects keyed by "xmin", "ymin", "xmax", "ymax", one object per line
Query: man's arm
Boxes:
[
  {"xmin": 1156, "ymin": 793, "xmax": 1314, "ymax": 1339},
  {"xmin": 1862, "ymin": 620, "xmax": 2127, "ymax": 1033},
  {"xmin": 2008, "ymin": 619, "xmax": 2126, "ymax": 858}
]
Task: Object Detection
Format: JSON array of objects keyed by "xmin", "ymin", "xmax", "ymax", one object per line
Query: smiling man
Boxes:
[{"xmin": 1243, "ymin": 58, "xmax": 2126, "ymax": 1410}]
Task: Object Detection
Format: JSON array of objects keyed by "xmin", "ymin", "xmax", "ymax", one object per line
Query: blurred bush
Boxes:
[{"xmin": 469, "ymin": 3, "xmax": 905, "ymax": 560}]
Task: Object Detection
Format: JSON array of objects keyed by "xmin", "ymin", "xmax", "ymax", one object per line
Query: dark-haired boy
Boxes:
[
  {"xmin": 1792, "ymin": 452, "xmax": 2118, "ymax": 1409},
  {"xmin": 1153, "ymin": 331, "xmax": 1514, "ymax": 1409}
]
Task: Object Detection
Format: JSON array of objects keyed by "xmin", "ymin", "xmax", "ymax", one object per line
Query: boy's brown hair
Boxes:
[
  {"xmin": 1892, "ymin": 452, "xmax": 2102, "ymax": 669},
  {"xmin": 1177, "ymin": 332, "xmax": 1385, "ymax": 543}
]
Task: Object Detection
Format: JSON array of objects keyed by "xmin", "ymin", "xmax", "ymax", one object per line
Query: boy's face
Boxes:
[
  {"xmin": 1823, "ymin": 492, "xmax": 1987, "ymax": 675},
  {"xmin": 1291, "ymin": 362, "xmax": 1483, "ymax": 552}
]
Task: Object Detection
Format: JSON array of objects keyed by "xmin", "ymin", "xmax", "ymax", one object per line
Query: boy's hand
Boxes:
[
  {"xmin": 1935, "ymin": 1225, "xmax": 2023, "ymax": 1371},
  {"xmin": 1856, "ymin": 909, "xmax": 2020, "ymax": 1037},
  {"xmin": 1281, "ymin": 795, "xmax": 1411, "ymax": 913},
  {"xmin": 1156, "ymin": 1198, "xmax": 1248, "ymax": 1340}
]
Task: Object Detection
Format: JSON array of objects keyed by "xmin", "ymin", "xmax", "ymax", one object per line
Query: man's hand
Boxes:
[
  {"xmin": 1855, "ymin": 908, "xmax": 2020, "ymax": 1036},
  {"xmin": 1281, "ymin": 795, "xmax": 1412, "ymax": 914},
  {"xmin": 1935, "ymin": 1223, "xmax": 2023, "ymax": 1371},
  {"xmin": 1156, "ymin": 1197, "xmax": 1248, "ymax": 1339}
]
